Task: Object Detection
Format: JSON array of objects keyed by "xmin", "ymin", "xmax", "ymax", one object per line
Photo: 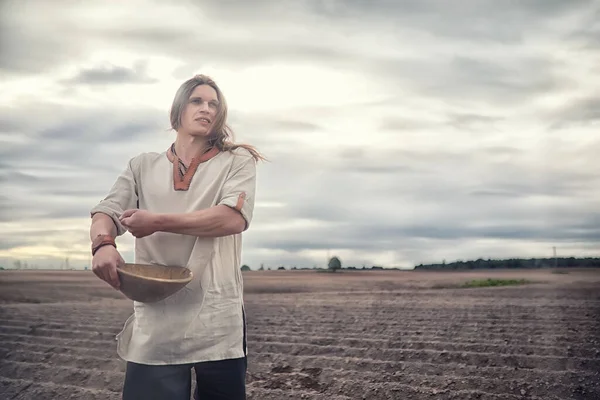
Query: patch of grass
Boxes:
[
  {"xmin": 551, "ymin": 269, "xmax": 569, "ymax": 274},
  {"xmin": 245, "ymin": 286, "xmax": 312, "ymax": 294},
  {"xmin": 461, "ymin": 278, "xmax": 530, "ymax": 288}
]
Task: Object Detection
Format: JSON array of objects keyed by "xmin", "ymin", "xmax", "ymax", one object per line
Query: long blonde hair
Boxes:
[{"xmin": 170, "ymin": 74, "xmax": 266, "ymax": 162}]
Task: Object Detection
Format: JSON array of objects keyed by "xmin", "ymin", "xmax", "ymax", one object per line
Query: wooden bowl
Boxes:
[{"xmin": 116, "ymin": 263, "xmax": 193, "ymax": 303}]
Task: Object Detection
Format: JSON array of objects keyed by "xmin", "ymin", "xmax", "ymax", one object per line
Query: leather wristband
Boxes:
[{"xmin": 91, "ymin": 234, "xmax": 116, "ymax": 256}]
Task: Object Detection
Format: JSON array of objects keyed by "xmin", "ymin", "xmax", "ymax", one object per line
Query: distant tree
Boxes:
[
  {"xmin": 277, "ymin": 266, "xmax": 286, "ymax": 270},
  {"xmin": 259, "ymin": 263, "xmax": 264, "ymax": 271},
  {"xmin": 13, "ymin": 260, "xmax": 22, "ymax": 270},
  {"xmin": 328, "ymin": 256, "xmax": 342, "ymax": 272},
  {"xmin": 240, "ymin": 264, "xmax": 250, "ymax": 271}
]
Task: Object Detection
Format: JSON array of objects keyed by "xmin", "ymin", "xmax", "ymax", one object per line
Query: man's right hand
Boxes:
[{"xmin": 92, "ymin": 245, "xmax": 124, "ymax": 290}]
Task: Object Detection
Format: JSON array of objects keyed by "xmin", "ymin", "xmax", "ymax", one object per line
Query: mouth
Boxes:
[{"xmin": 195, "ymin": 117, "xmax": 211, "ymax": 124}]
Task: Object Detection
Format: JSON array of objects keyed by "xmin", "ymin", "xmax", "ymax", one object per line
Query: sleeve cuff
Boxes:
[
  {"xmin": 90, "ymin": 204, "xmax": 127, "ymax": 236},
  {"xmin": 219, "ymin": 193, "xmax": 251, "ymax": 231}
]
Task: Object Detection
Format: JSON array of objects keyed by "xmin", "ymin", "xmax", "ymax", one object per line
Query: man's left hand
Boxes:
[{"xmin": 120, "ymin": 209, "xmax": 159, "ymax": 238}]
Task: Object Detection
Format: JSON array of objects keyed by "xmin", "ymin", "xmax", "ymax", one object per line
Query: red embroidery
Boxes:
[
  {"xmin": 235, "ymin": 192, "xmax": 246, "ymax": 211},
  {"xmin": 166, "ymin": 145, "xmax": 219, "ymax": 191}
]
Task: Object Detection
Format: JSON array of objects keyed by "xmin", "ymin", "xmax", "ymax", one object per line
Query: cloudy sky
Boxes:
[{"xmin": 1, "ymin": 0, "xmax": 599, "ymax": 270}]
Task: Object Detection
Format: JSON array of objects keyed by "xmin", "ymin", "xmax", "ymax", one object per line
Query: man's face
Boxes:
[{"xmin": 181, "ymin": 84, "xmax": 219, "ymax": 137}]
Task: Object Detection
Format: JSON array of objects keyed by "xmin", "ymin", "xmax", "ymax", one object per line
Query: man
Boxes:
[{"xmin": 89, "ymin": 74, "xmax": 264, "ymax": 399}]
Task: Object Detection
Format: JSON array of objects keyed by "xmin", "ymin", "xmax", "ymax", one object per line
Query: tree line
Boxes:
[
  {"xmin": 414, "ymin": 257, "xmax": 600, "ymax": 270},
  {"xmin": 240, "ymin": 256, "xmax": 600, "ymax": 271}
]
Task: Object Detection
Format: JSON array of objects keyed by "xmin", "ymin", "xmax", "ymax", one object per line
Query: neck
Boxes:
[{"xmin": 174, "ymin": 133, "xmax": 209, "ymax": 165}]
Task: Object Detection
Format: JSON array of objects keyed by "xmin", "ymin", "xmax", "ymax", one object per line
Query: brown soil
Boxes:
[{"xmin": 1, "ymin": 268, "xmax": 599, "ymax": 399}]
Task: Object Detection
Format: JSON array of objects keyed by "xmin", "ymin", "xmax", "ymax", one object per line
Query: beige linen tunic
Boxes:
[{"xmin": 90, "ymin": 145, "xmax": 256, "ymax": 365}]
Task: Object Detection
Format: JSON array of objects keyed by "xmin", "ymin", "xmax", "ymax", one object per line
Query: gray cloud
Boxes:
[
  {"xmin": 566, "ymin": 5, "xmax": 600, "ymax": 47},
  {"xmin": 62, "ymin": 61, "xmax": 157, "ymax": 85},
  {"xmin": 549, "ymin": 95, "xmax": 600, "ymax": 129},
  {"xmin": 380, "ymin": 113, "xmax": 506, "ymax": 134},
  {"xmin": 379, "ymin": 118, "xmax": 435, "ymax": 132},
  {"xmin": 0, "ymin": 103, "xmax": 172, "ymax": 224},
  {"xmin": 0, "ymin": 104, "xmax": 168, "ymax": 162},
  {"xmin": 243, "ymin": 143, "xmax": 599, "ymax": 261},
  {"xmin": 2, "ymin": 0, "xmax": 591, "ymax": 78},
  {"xmin": 253, "ymin": 220, "xmax": 600, "ymax": 254},
  {"xmin": 0, "ymin": 14, "xmax": 69, "ymax": 74},
  {"xmin": 229, "ymin": 113, "xmax": 321, "ymax": 137},
  {"xmin": 193, "ymin": 0, "xmax": 591, "ymax": 43},
  {"xmin": 371, "ymin": 54, "xmax": 569, "ymax": 107},
  {"xmin": 0, "ymin": 1, "xmax": 354, "ymax": 75}
]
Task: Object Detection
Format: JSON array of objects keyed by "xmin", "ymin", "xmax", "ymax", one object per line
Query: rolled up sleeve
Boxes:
[
  {"xmin": 90, "ymin": 158, "xmax": 139, "ymax": 236},
  {"xmin": 217, "ymin": 150, "xmax": 257, "ymax": 231}
]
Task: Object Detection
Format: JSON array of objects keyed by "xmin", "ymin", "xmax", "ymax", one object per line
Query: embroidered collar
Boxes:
[{"xmin": 166, "ymin": 143, "xmax": 219, "ymax": 191}]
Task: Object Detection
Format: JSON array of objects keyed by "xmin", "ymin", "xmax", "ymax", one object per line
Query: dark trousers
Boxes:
[{"xmin": 122, "ymin": 356, "xmax": 247, "ymax": 400}]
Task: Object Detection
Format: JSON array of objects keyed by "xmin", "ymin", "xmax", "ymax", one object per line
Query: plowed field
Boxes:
[{"xmin": 1, "ymin": 268, "xmax": 599, "ymax": 399}]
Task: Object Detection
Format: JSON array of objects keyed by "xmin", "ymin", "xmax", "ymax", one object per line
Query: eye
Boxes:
[
  {"xmin": 209, "ymin": 101, "xmax": 218, "ymax": 109},
  {"xmin": 191, "ymin": 98, "xmax": 201, "ymax": 104}
]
